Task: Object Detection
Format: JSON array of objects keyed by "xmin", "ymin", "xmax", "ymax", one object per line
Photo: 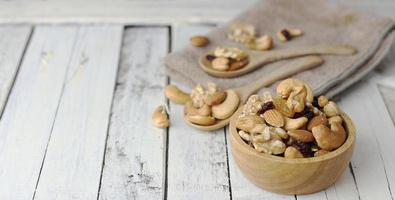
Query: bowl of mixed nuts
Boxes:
[{"xmin": 229, "ymin": 79, "xmax": 356, "ymax": 195}]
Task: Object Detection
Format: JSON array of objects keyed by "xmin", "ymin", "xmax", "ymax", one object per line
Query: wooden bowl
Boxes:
[{"xmin": 229, "ymin": 107, "xmax": 356, "ymax": 195}]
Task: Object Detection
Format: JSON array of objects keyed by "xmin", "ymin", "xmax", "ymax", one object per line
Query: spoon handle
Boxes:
[
  {"xmin": 236, "ymin": 55, "xmax": 323, "ymax": 102},
  {"xmin": 253, "ymin": 44, "xmax": 356, "ymax": 65}
]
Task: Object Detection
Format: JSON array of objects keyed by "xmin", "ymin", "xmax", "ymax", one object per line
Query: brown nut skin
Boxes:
[
  {"xmin": 190, "ymin": 35, "xmax": 209, "ymax": 47},
  {"xmin": 236, "ymin": 115, "xmax": 265, "ymax": 132},
  {"xmin": 307, "ymin": 115, "xmax": 329, "ymax": 131},
  {"xmin": 165, "ymin": 85, "xmax": 191, "ymax": 104},
  {"xmin": 152, "ymin": 106, "xmax": 169, "ymax": 128},
  {"xmin": 314, "ymin": 150, "xmax": 330, "ymax": 157},
  {"xmin": 284, "ymin": 146, "xmax": 304, "ymax": 158},
  {"xmin": 312, "ymin": 123, "xmax": 347, "ymax": 151},
  {"xmin": 287, "ymin": 129, "xmax": 315, "ymax": 142},
  {"xmin": 205, "ymin": 91, "xmax": 227, "ymax": 106},
  {"xmin": 263, "ymin": 109, "xmax": 284, "ymax": 127},
  {"xmin": 229, "ymin": 58, "xmax": 249, "ymax": 71}
]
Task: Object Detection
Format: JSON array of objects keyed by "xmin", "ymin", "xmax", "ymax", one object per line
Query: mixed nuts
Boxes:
[
  {"xmin": 235, "ymin": 78, "xmax": 348, "ymax": 158},
  {"xmin": 206, "ymin": 47, "xmax": 250, "ymax": 71}
]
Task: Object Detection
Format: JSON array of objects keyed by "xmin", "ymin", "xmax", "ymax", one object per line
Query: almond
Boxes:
[
  {"xmin": 263, "ymin": 109, "xmax": 284, "ymax": 127},
  {"xmin": 307, "ymin": 115, "xmax": 328, "ymax": 131},
  {"xmin": 229, "ymin": 58, "xmax": 249, "ymax": 71},
  {"xmin": 287, "ymin": 129, "xmax": 315, "ymax": 142},
  {"xmin": 190, "ymin": 36, "xmax": 209, "ymax": 47}
]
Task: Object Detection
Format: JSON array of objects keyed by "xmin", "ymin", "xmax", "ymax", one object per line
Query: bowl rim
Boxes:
[{"xmin": 229, "ymin": 106, "xmax": 356, "ymax": 164}]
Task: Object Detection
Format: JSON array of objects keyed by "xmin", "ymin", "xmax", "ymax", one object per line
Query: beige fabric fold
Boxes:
[{"xmin": 164, "ymin": 0, "xmax": 395, "ymax": 96}]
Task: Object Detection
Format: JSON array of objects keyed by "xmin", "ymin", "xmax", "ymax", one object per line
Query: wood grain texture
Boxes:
[
  {"xmin": 166, "ymin": 25, "xmax": 230, "ymax": 200},
  {"xmin": 33, "ymin": 26, "xmax": 123, "ymax": 200},
  {"xmin": 0, "ymin": 0, "xmax": 256, "ymax": 24},
  {"xmin": 0, "ymin": 25, "xmax": 31, "ymax": 116},
  {"xmin": 98, "ymin": 27, "xmax": 168, "ymax": 200},
  {"xmin": 226, "ymin": 130, "xmax": 295, "ymax": 200},
  {"xmin": 0, "ymin": 0, "xmax": 394, "ymax": 24},
  {"xmin": 0, "ymin": 26, "xmax": 79, "ymax": 200},
  {"xmin": 378, "ymin": 85, "xmax": 395, "ymax": 124},
  {"xmin": 229, "ymin": 107, "xmax": 355, "ymax": 195},
  {"xmin": 338, "ymin": 79, "xmax": 395, "ymax": 200}
]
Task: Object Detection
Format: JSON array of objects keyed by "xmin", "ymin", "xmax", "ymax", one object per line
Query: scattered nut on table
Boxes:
[
  {"xmin": 190, "ymin": 35, "xmax": 210, "ymax": 47},
  {"xmin": 235, "ymin": 78, "xmax": 349, "ymax": 158},
  {"xmin": 152, "ymin": 105, "xmax": 170, "ymax": 128}
]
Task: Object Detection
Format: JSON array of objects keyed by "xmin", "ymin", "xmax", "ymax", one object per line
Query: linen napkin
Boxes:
[{"xmin": 163, "ymin": 0, "xmax": 395, "ymax": 97}]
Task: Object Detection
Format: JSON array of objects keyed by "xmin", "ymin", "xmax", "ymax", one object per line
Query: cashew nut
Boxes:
[
  {"xmin": 276, "ymin": 79, "xmax": 313, "ymax": 103},
  {"xmin": 186, "ymin": 115, "xmax": 216, "ymax": 126},
  {"xmin": 238, "ymin": 130, "xmax": 251, "ymax": 141},
  {"xmin": 284, "ymin": 117, "xmax": 308, "ymax": 130},
  {"xmin": 184, "ymin": 101, "xmax": 211, "ymax": 116},
  {"xmin": 307, "ymin": 115, "xmax": 328, "ymax": 131},
  {"xmin": 212, "ymin": 90, "xmax": 240, "ymax": 119},
  {"xmin": 312, "ymin": 123, "xmax": 347, "ymax": 151},
  {"xmin": 318, "ymin": 95, "xmax": 329, "ymax": 107},
  {"xmin": 287, "ymin": 129, "xmax": 315, "ymax": 142},
  {"xmin": 314, "ymin": 150, "xmax": 330, "ymax": 157},
  {"xmin": 249, "ymin": 35, "xmax": 273, "ymax": 51},
  {"xmin": 323, "ymin": 101, "xmax": 340, "ymax": 117},
  {"xmin": 236, "ymin": 115, "xmax": 265, "ymax": 133},
  {"xmin": 284, "ymin": 146, "xmax": 304, "ymax": 158},
  {"xmin": 212, "ymin": 57, "xmax": 230, "ymax": 71},
  {"xmin": 165, "ymin": 85, "xmax": 191, "ymax": 104},
  {"xmin": 152, "ymin": 105, "xmax": 170, "ymax": 128},
  {"xmin": 205, "ymin": 91, "xmax": 227, "ymax": 106},
  {"xmin": 328, "ymin": 115, "xmax": 343, "ymax": 125}
]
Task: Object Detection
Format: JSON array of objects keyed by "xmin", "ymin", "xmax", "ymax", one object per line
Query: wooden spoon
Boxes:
[
  {"xmin": 200, "ymin": 44, "xmax": 356, "ymax": 78},
  {"xmin": 184, "ymin": 55, "xmax": 324, "ymax": 131}
]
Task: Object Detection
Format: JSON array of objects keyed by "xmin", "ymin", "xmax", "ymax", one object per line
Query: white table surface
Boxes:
[{"xmin": 0, "ymin": 0, "xmax": 394, "ymax": 199}]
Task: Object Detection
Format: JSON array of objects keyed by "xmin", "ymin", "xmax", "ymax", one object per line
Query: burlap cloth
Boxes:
[{"xmin": 164, "ymin": 0, "xmax": 395, "ymax": 97}]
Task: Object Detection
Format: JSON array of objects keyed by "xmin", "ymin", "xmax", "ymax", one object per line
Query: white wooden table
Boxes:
[{"xmin": 0, "ymin": 1, "xmax": 394, "ymax": 200}]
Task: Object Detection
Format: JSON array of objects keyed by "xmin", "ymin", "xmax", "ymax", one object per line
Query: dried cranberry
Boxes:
[
  {"xmin": 312, "ymin": 96, "xmax": 320, "ymax": 108},
  {"xmin": 257, "ymin": 101, "xmax": 274, "ymax": 115},
  {"xmin": 292, "ymin": 141, "xmax": 314, "ymax": 157},
  {"xmin": 206, "ymin": 54, "xmax": 216, "ymax": 61},
  {"xmin": 281, "ymin": 29, "xmax": 291, "ymax": 40},
  {"xmin": 293, "ymin": 106, "xmax": 314, "ymax": 120}
]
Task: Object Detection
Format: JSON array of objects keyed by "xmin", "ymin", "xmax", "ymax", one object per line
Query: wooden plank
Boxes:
[
  {"xmin": 98, "ymin": 27, "xmax": 168, "ymax": 200},
  {"xmin": 226, "ymin": 130, "xmax": 295, "ymax": 200},
  {"xmin": 166, "ymin": 25, "xmax": 230, "ymax": 200},
  {"xmin": 0, "ymin": 0, "xmax": 257, "ymax": 24},
  {"xmin": 378, "ymin": 85, "xmax": 395, "ymax": 124},
  {"xmin": 0, "ymin": 25, "xmax": 32, "ymax": 116},
  {"xmin": 0, "ymin": 26, "xmax": 79, "ymax": 200},
  {"xmin": 0, "ymin": 0, "xmax": 394, "ymax": 24},
  {"xmin": 33, "ymin": 26, "xmax": 123, "ymax": 200},
  {"xmin": 337, "ymin": 79, "xmax": 395, "ymax": 200}
]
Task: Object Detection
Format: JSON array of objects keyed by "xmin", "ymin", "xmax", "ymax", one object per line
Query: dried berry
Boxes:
[
  {"xmin": 292, "ymin": 141, "xmax": 313, "ymax": 157},
  {"xmin": 312, "ymin": 96, "xmax": 320, "ymax": 108},
  {"xmin": 281, "ymin": 29, "xmax": 291, "ymax": 40},
  {"xmin": 294, "ymin": 106, "xmax": 314, "ymax": 120},
  {"xmin": 206, "ymin": 54, "xmax": 216, "ymax": 61},
  {"xmin": 257, "ymin": 101, "xmax": 274, "ymax": 115}
]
